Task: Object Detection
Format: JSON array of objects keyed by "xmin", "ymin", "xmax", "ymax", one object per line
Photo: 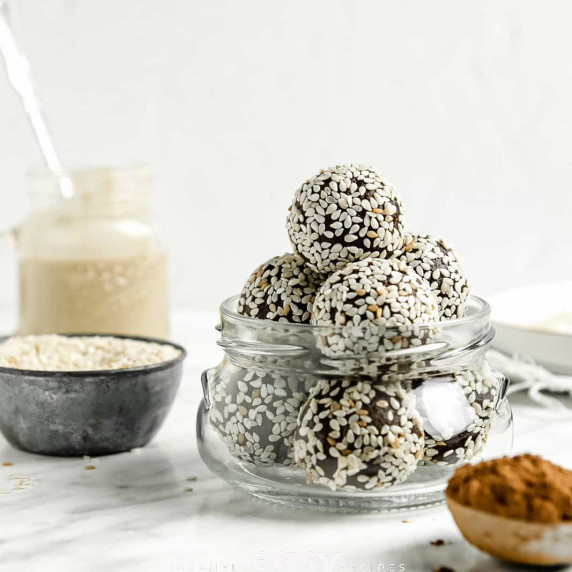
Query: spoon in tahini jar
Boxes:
[
  {"xmin": 446, "ymin": 490, "xmax": 572, "ymax": 565},
  {"xmin": 0, "ymin": 0, "xmax": 73, "ymax": 198}
]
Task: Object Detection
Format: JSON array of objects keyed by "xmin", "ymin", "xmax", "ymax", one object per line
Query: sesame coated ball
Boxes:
[
  {"xmin": 311, "ymin": 258, "xmax": 440, "ymax": 355},
  {"xmin": 413, "ymin": 364, "xmax": 498, "ymax": 466},
  {"xmin": 294, "ymin": 377, "xmax": 424, "ymax": 491},
  {"xmin": 287, "ymin": 164, "xmax": 405, "ymax": 274},
  {"xmin": 398, "ymin": 233, "xmax": 469, "ymax": 319},
  {"xmin": 237, "ymin": 253, "xmax": 321, "ymax": 323},
  {"xmin": 210, "ymin": 363, "xmax": 318, "ymax": 466}
]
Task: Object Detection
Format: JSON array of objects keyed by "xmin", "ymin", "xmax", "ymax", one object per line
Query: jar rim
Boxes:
[
  {"xmin": 220, "ymin": 294, "xmax": 490, "ymax": 332},
  {"xmin": 218, "ymin": 294, "xmax": 492, "ymax": 375}
]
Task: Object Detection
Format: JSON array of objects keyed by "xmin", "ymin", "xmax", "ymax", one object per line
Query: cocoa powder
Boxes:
[{"xmin": 447, "ymin": 454, "xmax": 572, "ymax": 523}]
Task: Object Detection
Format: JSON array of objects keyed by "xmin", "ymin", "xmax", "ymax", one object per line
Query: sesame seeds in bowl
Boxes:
[
  {"xmin": 0, "ymin": 334, "xmax": 186, "ymax": 457},
  {"xmin": 0, "ymin": 334, "xmax": 183, "ymax": 373}
]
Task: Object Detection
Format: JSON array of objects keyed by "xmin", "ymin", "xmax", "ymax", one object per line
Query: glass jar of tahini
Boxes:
[
  {"xmin": 197, "ymin": 295, "xmax": 513, "ymax": 512},
  {"xmin": 14, "ymin": 166, "xmax": 169, "ymax": 338}
]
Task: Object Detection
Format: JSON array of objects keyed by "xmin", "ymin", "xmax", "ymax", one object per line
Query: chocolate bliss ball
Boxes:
[
  {"xmin": 398, "ymin": 233, "xmax": 469, "ymax": 319},
  {"xmin": 287, "ymin": 165, "xmax": 405, "ymax": 274},
  {"xmin": 294, "ymin": 377, "xmax": 424, "ymax": 491},
  {"xmin": 310, "ymin": 258, "xmax": 439, "ymax": 355},
  {"xmin": 237, "ymin": 253, "xmax": 320, "ymax": 323}
]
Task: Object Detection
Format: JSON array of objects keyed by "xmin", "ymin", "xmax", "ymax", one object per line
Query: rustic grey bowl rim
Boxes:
[{"xmin": 0, "ymin": 333, "xmax": 187, "ymax": 378}]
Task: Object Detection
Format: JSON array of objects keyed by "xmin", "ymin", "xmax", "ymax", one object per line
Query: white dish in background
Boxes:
[{"xmin": 488, "ymin": 282, "xmax": 572, "ymax": 374}]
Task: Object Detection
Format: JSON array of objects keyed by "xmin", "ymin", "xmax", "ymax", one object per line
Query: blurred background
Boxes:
[{"xmin": 0, "ymin": 0, "xmax": 571, "ymax": 314}]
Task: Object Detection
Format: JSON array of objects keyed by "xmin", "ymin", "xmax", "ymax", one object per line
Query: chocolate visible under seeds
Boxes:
[
  {"xmin": 311, "ymin": 258, "xmax": 439, "ymax": 356},
  {"xmin": 287, "ymin": 165, "xmax": 405, "ymax": 274},
  {"xmin": 413, "ymin": 364, "xmax": 498, "ymax": 466},
  {"xmin": 294, "ymin": 377, "xmax": 424, "ymax": 491},
  {"xmin": 210, "ymin": 364, "xmax": 317, "ymax": 466},
  {"xmin": 397, "ymin": 233, "xmax": 469, "ymax": 320},
  {"xmin": 237, "ymin": 253, "xmax": 321, "ymax": 324}
]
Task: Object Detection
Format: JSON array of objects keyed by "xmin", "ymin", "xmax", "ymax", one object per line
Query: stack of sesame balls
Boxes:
[
  {"xmin": 227, "ymin": 164, "xmax": 481, "ymax": 491},
  {"xmin": 238, "ymin": 163, "xmax": 469, "ymax": 327}
]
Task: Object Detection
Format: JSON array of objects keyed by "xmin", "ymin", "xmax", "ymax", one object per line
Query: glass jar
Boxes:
[
  {"xmin": 15, "ymin": 166, "xmax": 169, "ymax": 338},
  {"xmin": 197, "ymin": 296, "xmax": 513, "ymax": 512}
]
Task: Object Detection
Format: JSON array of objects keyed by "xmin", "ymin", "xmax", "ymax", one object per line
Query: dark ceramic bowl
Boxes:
[{"xmin": 0, "ymin": 334, "xmax": 186, "ymax": 457}]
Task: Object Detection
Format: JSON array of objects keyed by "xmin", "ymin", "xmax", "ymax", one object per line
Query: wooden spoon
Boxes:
[{"xmin": 446, "ymin": 494, "xmax": 572, "ymax": 566}]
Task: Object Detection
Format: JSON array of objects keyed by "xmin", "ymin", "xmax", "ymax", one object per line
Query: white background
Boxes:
[{"xmin": 0, "ymin": 0, "xmax": 571, "ymax": 314}]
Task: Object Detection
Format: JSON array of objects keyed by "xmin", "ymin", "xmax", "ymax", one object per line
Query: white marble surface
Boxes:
[{"xmin": 1, "ymin": 309, "xmax": 572, "ymax": 572}]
